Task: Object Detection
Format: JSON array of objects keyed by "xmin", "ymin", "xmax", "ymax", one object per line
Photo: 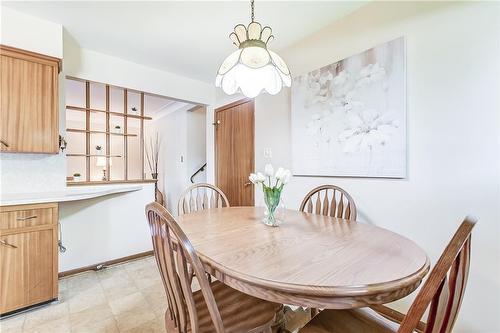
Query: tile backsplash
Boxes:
[{"xmin": 0, "ymin": 153, "xmax": 66, "ymax": 194}]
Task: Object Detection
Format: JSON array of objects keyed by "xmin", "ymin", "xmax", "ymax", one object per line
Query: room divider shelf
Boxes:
[
  {"xmin": 66, "ymin": 105, "xmax": 153, "ymax": 120},
  {"xmin": 67, "ymin": 154, "xmax": 122, "ymax": 157},
  {"xmin": 65, "ymin": 77, "xmax": 148, "ymax": 184},
  {"xmin": 66, "ymin": 128, "xmax": 138, "ymax": 137}
]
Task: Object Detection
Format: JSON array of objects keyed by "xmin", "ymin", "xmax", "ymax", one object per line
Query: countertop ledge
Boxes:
[{"xmin": 0, "ymin": 184, "xmax": 149, "ymax": 206}]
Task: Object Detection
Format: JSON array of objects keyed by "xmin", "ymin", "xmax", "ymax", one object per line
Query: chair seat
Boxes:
[
  {"xmin": 299, "ymin": 308, "xmax": 400, "ymax": 333},
  {"xmin": 174, "ymin": 281, "xmax": 281, "ymax": 333}
]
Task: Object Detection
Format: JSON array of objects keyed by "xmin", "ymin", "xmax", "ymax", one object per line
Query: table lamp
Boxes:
[{"xmin": 96, "ymin": 156, "xmax": 112, "ymax": 181}]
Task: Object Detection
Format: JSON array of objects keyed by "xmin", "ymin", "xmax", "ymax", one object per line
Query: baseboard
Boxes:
[{"xmin": 58, "ymin": 250, "xmax": 154, "ymax": 278}]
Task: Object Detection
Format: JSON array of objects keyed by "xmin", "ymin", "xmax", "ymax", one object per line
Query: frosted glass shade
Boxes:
[{"xmin": 216, "ymin": 22, "xmax": 291, "ymax": 98}]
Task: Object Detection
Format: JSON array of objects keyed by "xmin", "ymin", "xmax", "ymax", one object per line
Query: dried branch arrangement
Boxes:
[{"xmin": 145, "ymin": 132, "xmax": 160, "ymax": 178}]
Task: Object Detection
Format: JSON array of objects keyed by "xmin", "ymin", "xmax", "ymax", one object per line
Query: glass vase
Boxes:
[{"xmin": 262, "ymin": 185, "xmax": 283, "ymax": 227}]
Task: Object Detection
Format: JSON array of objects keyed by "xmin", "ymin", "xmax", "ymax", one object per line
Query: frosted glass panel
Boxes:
[
  {"xmin": 90, "ymin": 82, "xmax": 106, "ymax": 110},
  {"xmin": 110, "ymin": 86, "xmax": 124, "ymax": 113},
  {"xmin": 66, "ymin": 79, "xmax": 85, "ymax": 107},
  {"xmin": 127, "ymin": 91, "xmax": 141, "ymax": 116}
]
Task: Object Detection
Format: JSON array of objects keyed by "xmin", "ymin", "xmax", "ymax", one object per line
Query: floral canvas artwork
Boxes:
[{"xmin": 291, "ymin": 37, "xmax": 406, "ymax": 178}]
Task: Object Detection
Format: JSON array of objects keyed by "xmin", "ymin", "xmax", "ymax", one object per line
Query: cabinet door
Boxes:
[
  {"xmin": 0, "ymin": 229, "xmax": 57, "ymax": 313},
  {"xmin": 0, "ymin": 47, "xmax": 59, "ymax": 153}
]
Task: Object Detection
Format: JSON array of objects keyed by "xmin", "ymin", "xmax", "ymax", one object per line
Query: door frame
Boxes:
[{"xmin": 214, "ymin": 98, "xmax": 255, "ymax": 205}]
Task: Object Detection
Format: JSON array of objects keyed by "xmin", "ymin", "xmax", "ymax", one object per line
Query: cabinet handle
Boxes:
[
  {"xmin": 0, "ymin": 240, "xmax": 17, "ymax": 249},
  {"xmin": 0, "ymin": 140, "xmax": 8, "ymax": 148},
  {"xmin": 16, "ymin": 215, "xmax": 37, "ymax": 221}
]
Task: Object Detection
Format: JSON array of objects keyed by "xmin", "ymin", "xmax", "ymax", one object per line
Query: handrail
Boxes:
[{"xmin": 190, "ymin": 163, "xmax": 207, "ymax": 183}]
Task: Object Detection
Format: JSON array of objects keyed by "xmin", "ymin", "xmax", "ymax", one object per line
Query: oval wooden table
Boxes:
[{"xmin": 177, "ymin": 207, "xmax": 430, "ymax": 310}]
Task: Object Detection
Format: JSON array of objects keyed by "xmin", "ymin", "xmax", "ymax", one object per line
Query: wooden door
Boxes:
[
  {"xmin": 0, "ymin": 45, "xmax": 59, "ymax": 153},
  {"xmin": 215, "ymin": 99, "xmax": 254, "ymax": 206},
  {"xmin": 0, "ymin": 229, "xmax": 56, "ymax": 313}
]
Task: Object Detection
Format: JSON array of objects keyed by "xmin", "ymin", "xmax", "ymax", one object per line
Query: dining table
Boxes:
[{"xmin": 176, "ymin": 206, "xmax": 430, "ymax": 311}]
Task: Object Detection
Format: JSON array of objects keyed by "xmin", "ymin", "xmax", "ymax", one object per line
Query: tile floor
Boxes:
[{"xmin": 0, "ymin": 256, "xmax": 171, "ymax": 333}]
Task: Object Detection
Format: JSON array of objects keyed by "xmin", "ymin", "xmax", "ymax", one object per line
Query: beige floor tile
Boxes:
[
  {"xmin": 120, "ymin": 317, "xmax": 165, "ymax": 333},
  {"xmin": 71, "ymin": 316, "xmax": 118, "ymax": 333},
  {"xmin": 3, "ymin": 257, "xmax": 164, "ymax": 333},
  {"xmin": 23, "ymin": 302, "xmax": 69, "ymax": 330},
  {"xmin": 129, "ymin": 268, "xmax": 163, "ymax": 291},
  {"xmin": 142, "ymin": 283, "xmax": 166, "ymax": 307},
  {"xmin": 68, "ymin": 285, "xmax": 107, "ymax": 314},
  {"xmin": 69, "ymin": 303, "xmax": 114, "ymax": 329},
  {"xmin": 108, "ymin": 292, "xmax": 150, "ymax": 316},
  {"xmin": 0, "ymin": 313, "xmax": 26, "ymax": 333},
  {"xmin": 100, "ymin": 273, "xmax": 138, "ymax": 300},
  {"xmin": 64, "ymin": 271, "xmax": 100, "ymax": 294},
  {"xmin": 22, "ymin": 317, "xmax": 70, "ymax": 333},
  {"xmin": 114, "ymin": 306, "xmax": 156, "ymax": 332}
]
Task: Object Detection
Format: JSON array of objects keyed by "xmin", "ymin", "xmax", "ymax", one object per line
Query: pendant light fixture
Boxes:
[{"xmin": 215, "ymin": 0, "xmax": 291, "ymax": 98}]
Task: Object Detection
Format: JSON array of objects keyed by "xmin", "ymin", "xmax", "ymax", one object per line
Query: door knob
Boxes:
[{"xmin": 244, "ymin": 182, "xmax": 252, "ymax": 187}]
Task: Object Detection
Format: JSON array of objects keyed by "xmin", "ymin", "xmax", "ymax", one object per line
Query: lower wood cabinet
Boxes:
[{"xmin": 0, "ymin": 203, "xmax": 58, "ymax": 315}]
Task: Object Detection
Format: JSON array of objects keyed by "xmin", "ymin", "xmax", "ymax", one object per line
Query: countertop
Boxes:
[{"xmin": 0, "ymin": 183, "xmax": 150, "ymax": 206}]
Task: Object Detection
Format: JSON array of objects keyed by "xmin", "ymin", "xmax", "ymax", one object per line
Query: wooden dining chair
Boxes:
[
  {"xmin": 178, "ymin": 183, "xmax": 230, "ymax": 216},
  {"xmin": 299, "ymin": 185, "xmax": 357, "ymax": 221},
  {"xmin": 298, "ymin": 216, "xmax": 477, "ymax": 333},
  {"xmin": 146, "ymin": 202, "xmax": 281, "ymax": 333}
]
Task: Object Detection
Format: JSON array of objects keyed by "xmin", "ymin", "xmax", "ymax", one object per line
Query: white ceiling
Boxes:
[{"xmin": 3, "ymin": 1, "xmax": 366, "ymax": 83}]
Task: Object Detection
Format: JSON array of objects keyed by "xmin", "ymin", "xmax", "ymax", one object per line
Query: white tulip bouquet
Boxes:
[{"xmin": 249, "ymin": 164, "xmax": 291, "ymax": 226}]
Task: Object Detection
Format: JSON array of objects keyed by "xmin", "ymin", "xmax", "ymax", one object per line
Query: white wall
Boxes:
[
  {"xmin": 147, "ymin": 106, "xmax": 189, "ymax": 213},
  {"xmin": 58, "ymin": 184, "xmax": 155, "ymax": 272},
  {"xmin": 187, "ymin": 106, "xmax": 207, "ymax": 183},
  {"xmin": 0, "ymin": 6, "xmax": 62, "ymax": 58},
  {"xmin": 245, "ymin": 2, "xmax": 499, "ymax": 332},
  {"xmin": 0, "ymin": 7, "xmax": 66, "ymax": 194}
]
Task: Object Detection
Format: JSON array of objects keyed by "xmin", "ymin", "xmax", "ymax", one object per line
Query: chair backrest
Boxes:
[
  {"xmin": 145, "ymin": 202, "xmax": 225, "ymax": 333},
  {"xmin": 178, "ymin": 183, "xmax": 230, "ymax": 216},
  {"xmin": 299, "ymin": 185, "xmax": 357, "ymax": 221},
  {"xmin": 398, "ymin": 216, "xmax": 477, "ymax": 333},
  {"xmin": 155, "ymin": 187, "xmax": 165, "ymax": 207}
]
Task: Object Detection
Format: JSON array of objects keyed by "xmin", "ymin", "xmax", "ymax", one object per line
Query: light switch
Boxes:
[{"xmin": 263, "ymin": 148, "xmax": 272, "ymax": 158}]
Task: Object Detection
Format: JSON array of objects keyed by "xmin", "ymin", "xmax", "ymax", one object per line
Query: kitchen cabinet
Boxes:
[
  {"xmin": 0, "ymin": 203, "xmax": 58, "ymax": 315},
  {"xmin": 0, "ymin": 45, "xmax": 60, "ymax": 154}
]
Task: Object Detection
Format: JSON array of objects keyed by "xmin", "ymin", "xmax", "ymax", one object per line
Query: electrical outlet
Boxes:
[{"xmin": 263, "ymin": 148, "xmax": 272, "ymax": 159}]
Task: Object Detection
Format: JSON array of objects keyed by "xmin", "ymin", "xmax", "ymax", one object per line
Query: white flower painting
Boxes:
[{"xmin": 291, "ymin": 37, "xmax": 406, "ymax": 178}]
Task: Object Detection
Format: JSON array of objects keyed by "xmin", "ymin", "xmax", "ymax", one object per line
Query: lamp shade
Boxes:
[{"xmin": 216, "ymin": 22, "xmax": 291, "ymax": 98}]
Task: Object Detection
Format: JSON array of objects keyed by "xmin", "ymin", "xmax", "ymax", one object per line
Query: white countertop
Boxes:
[{"xmin": 1, "ymin": 184, "xmax": 148, "ymax": 206}]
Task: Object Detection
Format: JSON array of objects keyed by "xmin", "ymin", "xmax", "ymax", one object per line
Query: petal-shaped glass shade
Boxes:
[
  {"xmin": 240, "ymin": 46, "xmax": 270, "ymax": 69},
  {"xmin": 229, "ymin": 32, "xmax": 240, "ymax": 47},
  {"xmin": 260, "ymin": 27, "xmax": 272, "ymax": 45},
  {"xmin": 217, "ymin": 49, "xmax": 241, "ymax": 75},
  {"xmin": 235, "ymin": 24, "xmax": 247, "ymax": 43},
  {"xmin": 269, "ymin": 50, "xmax": 290, "ymax": 75},
  {"xmin": 216, "ymin": 22, "xmax": 292, "ymax": 98}
]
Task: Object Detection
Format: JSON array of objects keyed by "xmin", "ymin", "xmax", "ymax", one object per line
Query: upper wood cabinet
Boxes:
[{"xmin": 0, "ymin": 45, "xmax": 60, "ymax": 154}]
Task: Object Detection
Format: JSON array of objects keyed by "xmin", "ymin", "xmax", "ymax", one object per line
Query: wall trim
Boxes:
[{"xmin": 58, "ymin": 250, "xmax": 154, "ymax": 278}]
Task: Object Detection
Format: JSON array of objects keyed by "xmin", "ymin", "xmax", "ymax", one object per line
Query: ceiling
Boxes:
[{"xmin": 3, "ymin": 1, "xmax": 366, "ymax": 83}]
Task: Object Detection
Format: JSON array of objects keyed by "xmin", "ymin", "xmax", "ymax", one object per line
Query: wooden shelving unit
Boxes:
[
  {"xmin": 67, "ymin": 179, "xmax": 157, "ymax": 186},
  {"xmin": 65, "ymin": 77, "xmax": 151, "ymax": 184},
  {"xmin": 66, "ymin": 128, "xmax": 138, "ymax": 137},
  {"xmin": 66, "ymin": 154, "xmax": 123, "ymax": 157},
  {"xmin": 66, "ymin": 105, "xmax": 152, "ymax": 120}
]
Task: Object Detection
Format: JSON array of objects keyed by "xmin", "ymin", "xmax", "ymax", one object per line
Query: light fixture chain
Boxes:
[{"xmin": 251, "ymin": 0, "xmax": 255, "ymax": 22}]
